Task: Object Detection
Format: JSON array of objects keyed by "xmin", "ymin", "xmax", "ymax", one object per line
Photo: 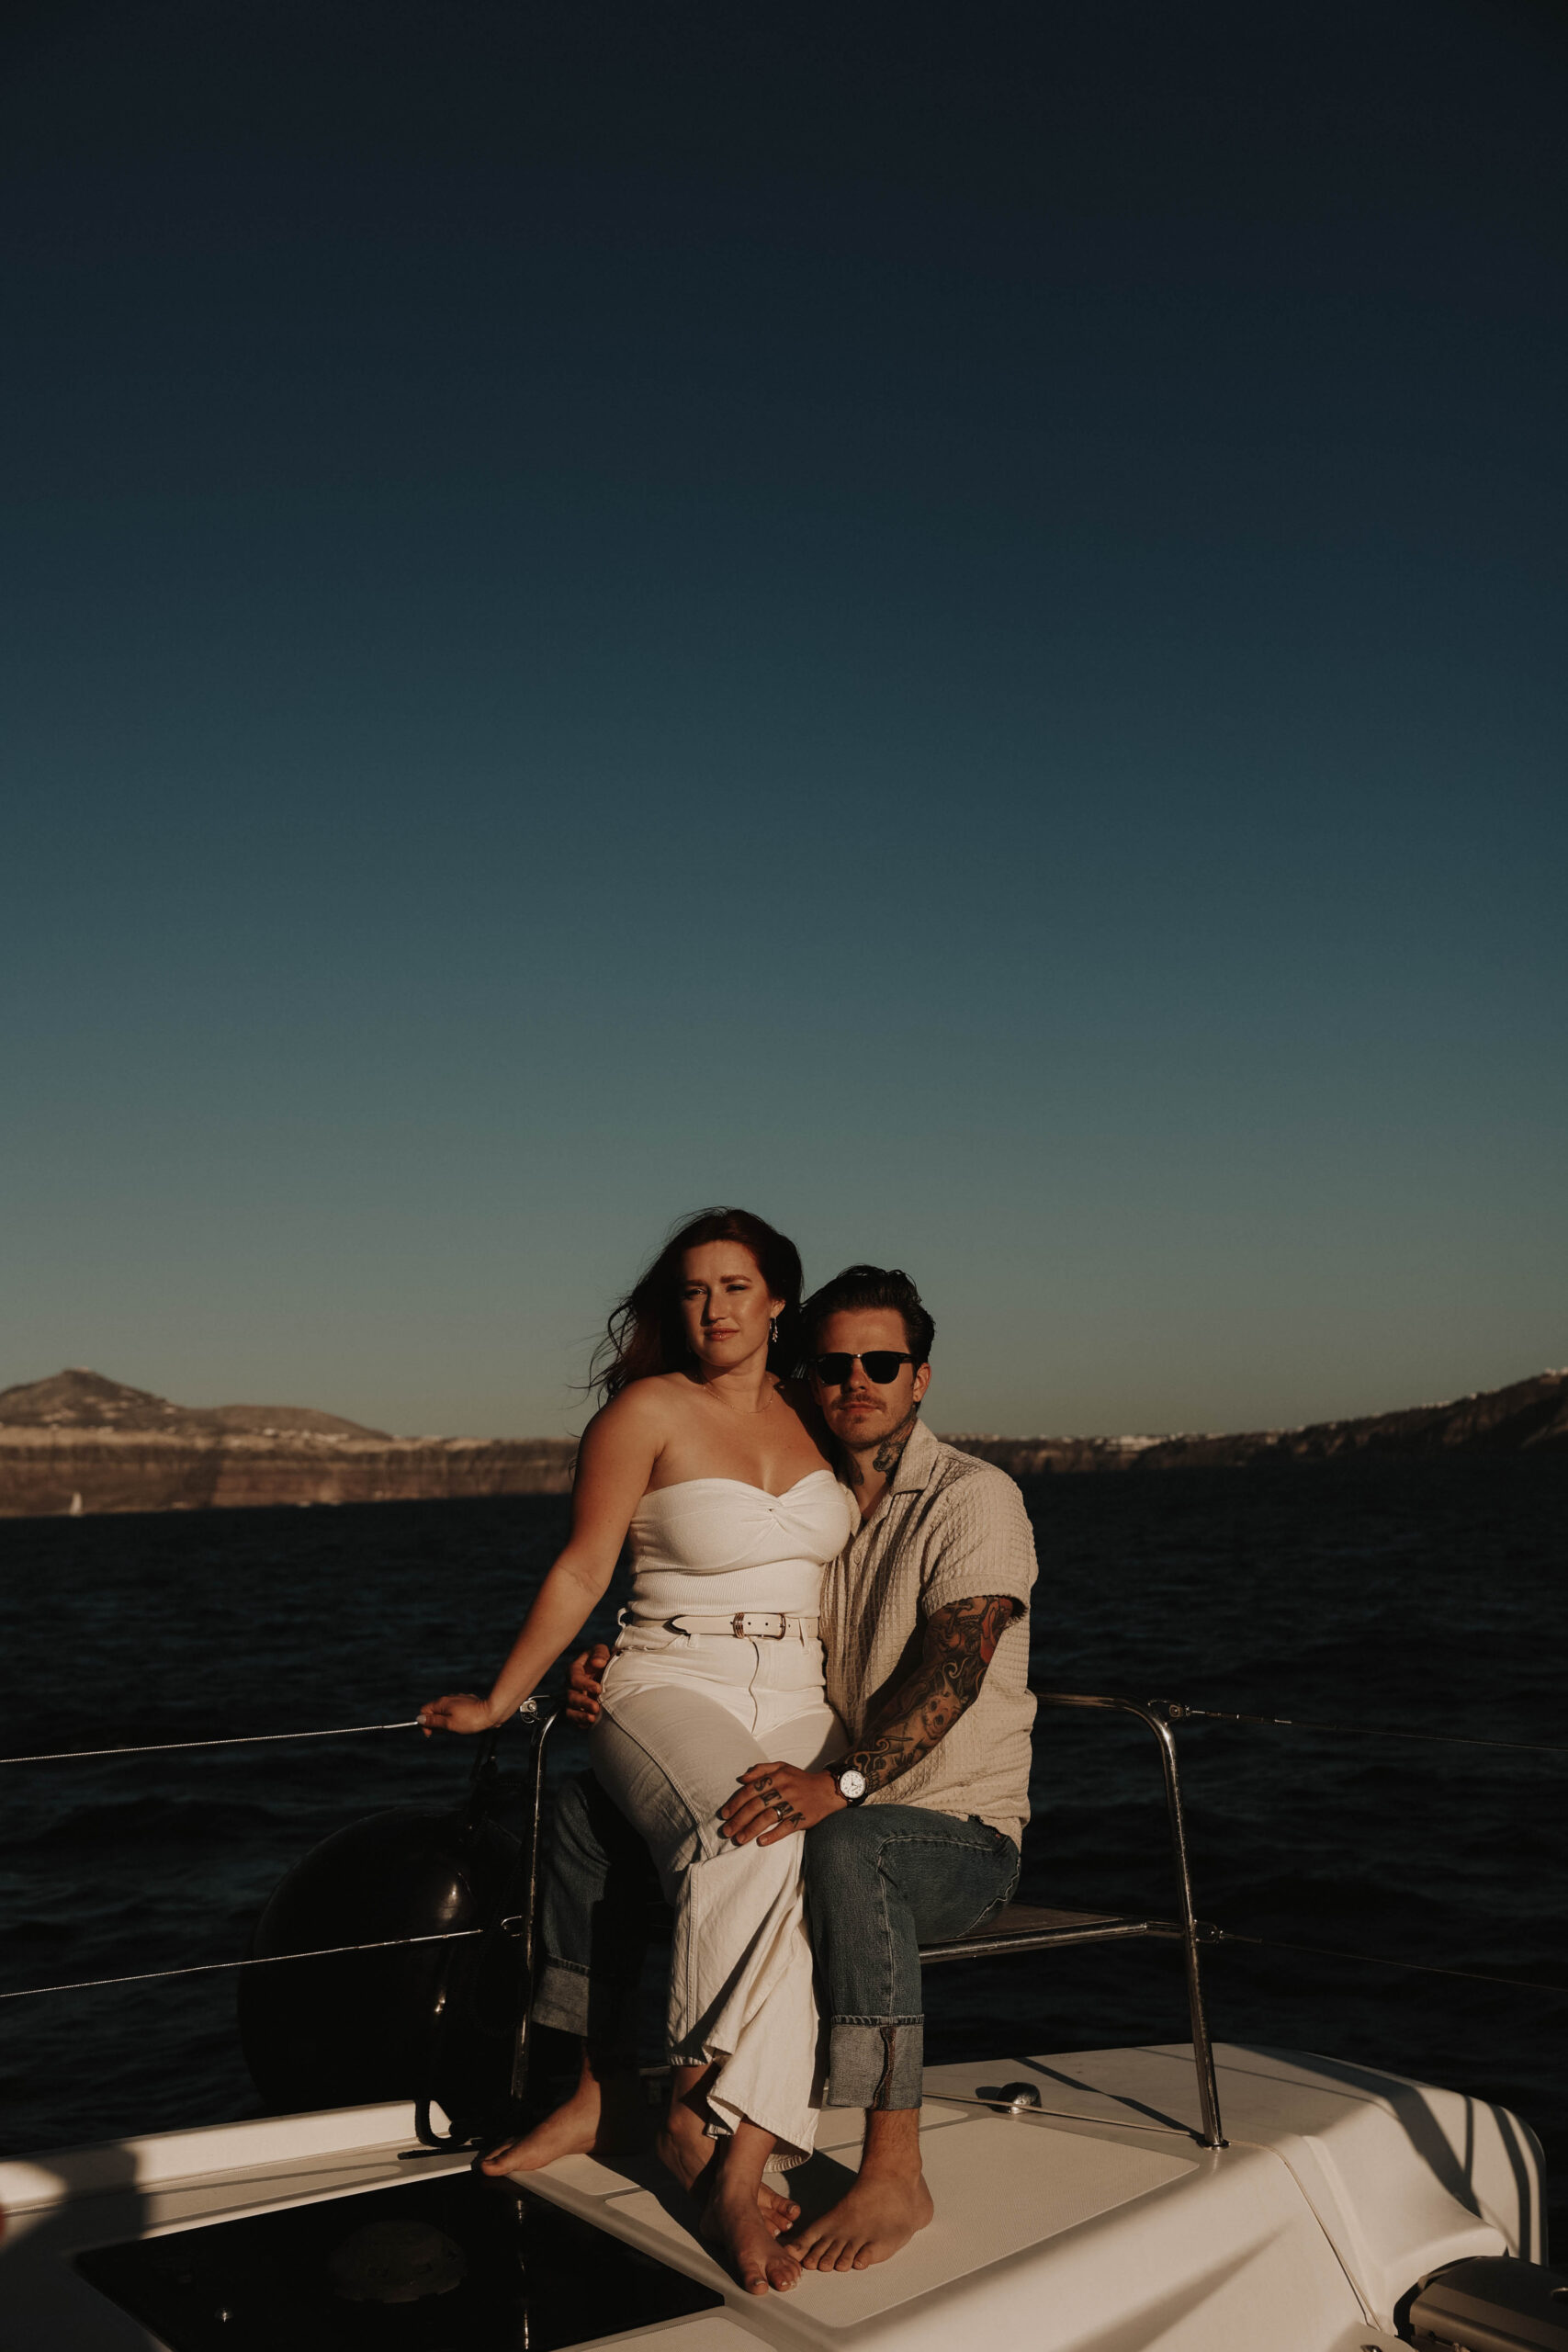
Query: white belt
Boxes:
[{"xmin": 629, "ymin": 1610, "xmax": 819, "ymax": 1640}]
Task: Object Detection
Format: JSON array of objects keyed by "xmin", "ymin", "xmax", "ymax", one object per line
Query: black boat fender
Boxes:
[{"xmin": 237, "ymin": 1739, "xmax": 525, "ymax": 2140}]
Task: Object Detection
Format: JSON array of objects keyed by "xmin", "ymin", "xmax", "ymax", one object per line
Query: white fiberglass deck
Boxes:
[{"xmin": 0, "ymin": 2044, "xmax": 1542, "ymax": 2352}]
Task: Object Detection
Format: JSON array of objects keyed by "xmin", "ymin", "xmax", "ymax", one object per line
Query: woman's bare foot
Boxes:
[
  {"xmin": 657, "ymin": 2110, "xmax": 798, "ymax": 2233},
  {"xmin": 704, "ymin": 2164, "xmax": 803, "ymax": 2295},
  {"xmin": 785, "ymin": 2167, "xmax": 933, "ymax": 2270},
  {"xmin": 652, "ymin": 2064, "xmax": 800, "ymax": 2236},
  {"xmin": 480, "ymin": 2057, "xmax": 648, "ymax": 2177},
  {"xmin": 655, "ymin": 2102, "xmax": 716, "ymax": 2197},
  {"xmin": 756, "ymin": 2177, "xmax": 802, "ymax": 2236}
]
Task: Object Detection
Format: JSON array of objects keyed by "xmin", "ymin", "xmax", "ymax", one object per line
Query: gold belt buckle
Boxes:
[{"xmin": 732, "ymin": 1611, "xmax": 784, "ymax": 1638}]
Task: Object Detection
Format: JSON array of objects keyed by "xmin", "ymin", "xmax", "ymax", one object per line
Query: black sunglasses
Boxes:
[{"xmin": 812, "ymin": 1351, "xmax": 916, "ymax": 1385}]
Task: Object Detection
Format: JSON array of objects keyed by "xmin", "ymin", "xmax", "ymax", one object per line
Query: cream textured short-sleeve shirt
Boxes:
[{"xmin": 819, "ymin": 1419, "xmax": 1038, "ymax": 1851}]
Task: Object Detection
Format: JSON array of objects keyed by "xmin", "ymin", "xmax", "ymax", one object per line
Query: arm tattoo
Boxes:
[{"xmin": 842, "ymin": 1593, "xmax": 1016, "ymax": 1796}]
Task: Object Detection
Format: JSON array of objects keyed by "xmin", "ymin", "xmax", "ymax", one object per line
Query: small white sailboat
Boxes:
[
  {"xmin": 2, "ymin": 2046, "xmax": 1556, "ymax": 2348},
  {"xmin": 2, "ymin": 1692, "xmax": 1562, "ymax": 2351}
]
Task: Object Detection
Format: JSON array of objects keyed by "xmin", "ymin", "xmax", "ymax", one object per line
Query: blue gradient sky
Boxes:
[{"xmin": 3, "ymin": 3, "xmax": 1563, "ymax": 1439}]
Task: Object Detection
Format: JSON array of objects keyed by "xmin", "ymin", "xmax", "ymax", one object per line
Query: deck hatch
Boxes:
[{"xmin": 73, "ymin": 2167, "xmax": 723, "ymax": 2350}]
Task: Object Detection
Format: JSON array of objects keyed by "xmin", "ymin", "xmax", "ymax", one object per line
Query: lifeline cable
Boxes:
[
  {"xmin": 1217, "ymin": 1931, "xmax": 1568, "ymax": 1996},
  {"xmin": 1166, "ymin": 1705, "xmax": 1567, "ymax": 1758},
  {"xmin": 7, "ymin": 1926, "xmax": 1564, "ymax": 2007},
  {"xmin": 0, "ymin": 1721, "xmax": 423, "ymax": 1766},
  {"xmin": 0, "ymin": 1927, "xmax": 486, "ymax": 2002},
  {"xmin": 919, "ymin": 2090, "xmax": 1195, "ymax": 2137},
  {"xmin": 10, "ymin": 1709, "xmax": 1565, "ymax": 1768}
]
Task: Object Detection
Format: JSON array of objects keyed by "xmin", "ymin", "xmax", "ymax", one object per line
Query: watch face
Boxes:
[{"xmin": 837, "ymin": 1768, "xmax": 867, "ymax": 1804}]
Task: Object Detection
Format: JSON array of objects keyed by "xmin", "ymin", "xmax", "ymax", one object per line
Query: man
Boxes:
[{"xmin": 497, "ymin": 1264, "xmax": 1037, "ymax": 2279}]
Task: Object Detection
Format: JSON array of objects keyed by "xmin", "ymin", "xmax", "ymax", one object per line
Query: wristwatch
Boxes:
[{"xmin": 831, "ymin": 1764, "xmax": 868, "ymax": 1806}]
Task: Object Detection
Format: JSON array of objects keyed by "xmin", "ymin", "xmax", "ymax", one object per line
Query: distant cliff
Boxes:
[
  {"xmin": 0, "ymin": 1368, "xmax": 392, "ymax": 1442},
  {"xmin": 946, "ymin": 1368, "xmax": 1568, "ymax": 1478},
  {"xmin": 1, "ymin": 1365, "xmax": 1563, "ymax": 1519},
  {"xmin": 0, "ymin": 1371, "xmax": 576, "ymax": 1518}
]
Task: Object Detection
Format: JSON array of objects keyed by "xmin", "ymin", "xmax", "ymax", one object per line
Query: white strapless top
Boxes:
[{"xmin": 627, "ymin": 1470, "xmax": 861, "ymax": 1617}]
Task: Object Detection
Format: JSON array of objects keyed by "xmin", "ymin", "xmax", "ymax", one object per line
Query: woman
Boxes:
[{"xmin": 419, "ymin": 1207, "xmax": 856, "ymax": 2297}]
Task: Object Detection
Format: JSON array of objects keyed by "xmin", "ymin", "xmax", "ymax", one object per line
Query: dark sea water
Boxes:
[{"xmin": 3, "ymin": 1460, "xmax": 1565, "ymax": 2247}]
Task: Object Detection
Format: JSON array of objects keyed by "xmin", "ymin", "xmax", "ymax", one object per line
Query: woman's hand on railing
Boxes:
[
  {"xmin": 418, "ymin": 1692, "xmax": 506, "ymax": 1737},
  {"xmin": 564, "ymin": 1644, "xmax": 612, "ymax": 1729}
]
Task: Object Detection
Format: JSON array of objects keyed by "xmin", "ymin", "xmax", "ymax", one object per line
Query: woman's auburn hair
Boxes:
[{"xmin": 592, "ymin": 1207, "xmax": 805, "ymax": 1402}]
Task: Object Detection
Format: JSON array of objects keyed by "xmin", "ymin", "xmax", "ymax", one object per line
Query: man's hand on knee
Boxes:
[{"xmin": 718, "ymin": 1762, "xmax": 846, "ymax": 1847}]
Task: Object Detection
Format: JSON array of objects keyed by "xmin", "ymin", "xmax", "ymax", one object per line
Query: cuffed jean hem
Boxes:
[
  {"xmin": 531, "ymin": 1959, "xmax": 590, "ymax": 2039},
  {"xmin": 532, "ymin": 1957, "xmax": 639, "ymax": 2066},
  {"xmin": 826, "ymin": 2016, "xmax": 925, "ymax": 2110}
]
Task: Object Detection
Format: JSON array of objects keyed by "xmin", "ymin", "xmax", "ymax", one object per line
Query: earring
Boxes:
[{"xmin": 770, "ymin": 1318, "xmax": 779, "ymax": 1344}]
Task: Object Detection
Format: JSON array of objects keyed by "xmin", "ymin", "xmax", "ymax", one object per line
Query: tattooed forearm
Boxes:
[{"xmin": 843, "ymin": 1593, "xmax": 1015, "ymax": 1795}]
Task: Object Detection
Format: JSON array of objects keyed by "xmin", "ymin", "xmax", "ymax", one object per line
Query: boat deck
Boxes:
[{"xmin": 0, "ymin": 2044, "xmax": 1540, "ymax": 2352}]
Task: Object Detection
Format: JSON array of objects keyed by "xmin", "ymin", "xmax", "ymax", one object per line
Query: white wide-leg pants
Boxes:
[{"xmin": 589, "ymin": 1622, "xmax": 841, "ymax": 2165}]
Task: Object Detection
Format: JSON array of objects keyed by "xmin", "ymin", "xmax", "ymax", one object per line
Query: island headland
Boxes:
[
  {"xmin": 0, "ymin": 1370, "xmax": 577, "ymax": 1518},
  {"xmin": 0, "ymin": 1365, "xmax": 1562, "ymax": 1520}
]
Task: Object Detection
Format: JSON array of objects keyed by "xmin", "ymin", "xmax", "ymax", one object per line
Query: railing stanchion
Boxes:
[
  {"xmin": 1033, "ymin": 1691, "xmax": 1224, "ymax": 2148},
  {"xmin": 508, "ymin": 1695, "xmax": 562, "ymax": 2115}
]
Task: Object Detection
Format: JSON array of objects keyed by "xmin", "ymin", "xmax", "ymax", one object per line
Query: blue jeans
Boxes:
[
  {"xmin": 804, "ymin": 1805, "xmax": 1019, "ymax": 2110},
  {"xmin": 533, "ymin": 1770, "xmax": 1018, "ymax": 2113},
  {"xmin": 532, "ymin": 1767, "xmax": 657, "ymax": 2066}
]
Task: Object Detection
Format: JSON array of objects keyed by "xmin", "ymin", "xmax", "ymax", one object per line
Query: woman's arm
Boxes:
[{"xmin": 418, "ymin": 1391, "xmax": 660, "ymax": 1736}]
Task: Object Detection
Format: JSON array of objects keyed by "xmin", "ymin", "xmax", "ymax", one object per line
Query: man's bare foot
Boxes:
[
  {"xmin": 703, "ymin": 2165, "xmax": 803, "ymax": 2295},
  {"xmin": 480, "ymin": 2067, "xmax": 647, "ymax": 2178},
  {"xmin": 785, "ymin": 2167, "xmax": 933, "ymax": 2271}
]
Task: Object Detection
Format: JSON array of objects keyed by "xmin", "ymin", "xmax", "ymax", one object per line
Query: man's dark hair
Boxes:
[{"xmin": 800, "ymin": 1264, "xmax": 935, "ymax": 1366}]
